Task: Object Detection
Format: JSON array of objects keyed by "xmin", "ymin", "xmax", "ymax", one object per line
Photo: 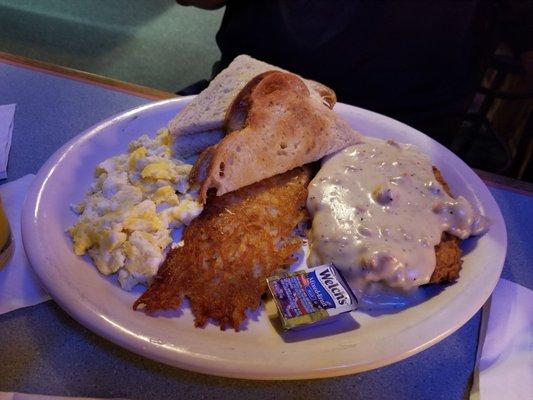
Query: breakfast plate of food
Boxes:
[{"xmin": 22, "ymin": 55, "xmax": 506, "ymax": 379}]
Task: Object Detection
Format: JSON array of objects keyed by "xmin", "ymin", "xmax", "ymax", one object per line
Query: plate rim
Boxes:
[{"xmin": 21, "ymin": 97, "xmax": 507, "ymax": 380}]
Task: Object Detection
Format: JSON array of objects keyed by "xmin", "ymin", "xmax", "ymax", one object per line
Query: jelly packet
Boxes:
[{"xmin": 267, "ymin": 264, "xmax": 358, "ymax": 330}]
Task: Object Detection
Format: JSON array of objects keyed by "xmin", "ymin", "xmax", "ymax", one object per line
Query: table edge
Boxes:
[
  {"xmin": 0, "ymin": 51, "xmax": 176, "ymax": 101},
  {"xmin": 475, "ymin": 169, "xmax": 532, "ymax": 196}
]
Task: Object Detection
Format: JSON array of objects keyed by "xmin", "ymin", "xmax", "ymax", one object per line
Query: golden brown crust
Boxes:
[
  {"xmin": 430, "ymin": 167, "xmax": 463, "ymax": 284},
  {"xmin": 223, "ymin": 71, "xmax": 277, "ymax": 134},
  {"xmin": 430, "ymin": 232, "xmax": 463, "ymax": 283},
  {"xmin": 432, "ymin": 166, "xmax": 452, "ymax": 197},
  {"xmin": 190, "ymin": 71, "xmax": 361, "ymax": 203},
  {"xmin": 134, "ymin": 167, "xmax": 312, "ymax": 331},
  {"xmin": 306, "ymin": 79, "xmax": 337, "ymax": 109},
  {"xmin": 188, "ymin": 145, "xmax": 215, "ymax": 186}
]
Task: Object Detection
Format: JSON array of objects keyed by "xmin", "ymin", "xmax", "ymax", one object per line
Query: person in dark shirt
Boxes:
[{"xmin": 178, "ymin": 0, "xmax": 532, "ymax": 145}]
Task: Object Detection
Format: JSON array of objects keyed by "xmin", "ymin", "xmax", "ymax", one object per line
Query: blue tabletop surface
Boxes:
[
  {"xmin": 0, "ymin": 63, "xmax": 149, "ymax": 183},
  {"xmin": 0, "ymin": 61, "xmax": 531, "ymax": 400}
]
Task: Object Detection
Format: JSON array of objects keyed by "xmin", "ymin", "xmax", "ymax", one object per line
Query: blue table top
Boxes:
[{"xmin": 0, "ymin": 60, "xmax": 531, "ymax": 400}]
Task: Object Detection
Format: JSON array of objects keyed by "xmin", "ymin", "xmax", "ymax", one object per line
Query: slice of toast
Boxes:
[
  {"xmin": 168, "ymin": 55, "xmax": 336, "ymax": 147},
  {"xmin": 190, "ymin": 71, "xmax": 361, "ymax": 203}
]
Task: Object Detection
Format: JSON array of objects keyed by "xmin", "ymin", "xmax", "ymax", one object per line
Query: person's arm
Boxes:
[{"xmin": 176, "ymin": 0, "xmax": 226, "ymax": 10}]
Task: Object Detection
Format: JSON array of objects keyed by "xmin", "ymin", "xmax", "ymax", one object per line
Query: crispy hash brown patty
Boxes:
[
  {"xmin": 430, "ymin": 167, "xmax": 463, "ymax": 284},
  {"xmin": 134, "ymin": 167, "xmax": 311, "ymax": 330}
]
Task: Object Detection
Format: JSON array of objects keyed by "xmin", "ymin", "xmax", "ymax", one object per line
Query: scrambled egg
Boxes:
[{"xmin": 68, "ymin": 129, "xmax": 203, "ymax": 290}]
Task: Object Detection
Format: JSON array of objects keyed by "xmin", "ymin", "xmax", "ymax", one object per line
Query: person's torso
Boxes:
[{"xmin": 216, "ymin": 0, "xmax": 494, "ymax": 125}]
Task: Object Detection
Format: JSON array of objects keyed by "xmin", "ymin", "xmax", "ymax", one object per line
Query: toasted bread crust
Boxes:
[
  {"xmin": 168, "ymin": 55, "xmax": 337, "ymax": 140},
  {"xmin": 224, "ymin": 71, "xmax": 276, "ymax": 134},
  {"xmin": 191, "ymin": 71, "xmax": 361, "ymax": 203},
  {"xmin": 306, "ymin": 79, "xmax": 337, "ymax": 109}
]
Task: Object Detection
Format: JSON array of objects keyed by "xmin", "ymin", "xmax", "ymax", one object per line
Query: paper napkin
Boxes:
[
  {"xmin": 0, "ymin": 104, "xmax": 16, "ymax": 179},
  {"xmin": 470, "ymin": 279, "xmax": 533, "ymax": 399},
  {"xmin": 0, "ymin": 174, "xmax": 50, "ymax": 315}
]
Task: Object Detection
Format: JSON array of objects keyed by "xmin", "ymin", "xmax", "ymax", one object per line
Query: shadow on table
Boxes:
[{"xmin": 271, "ymin": 313, "xmax": 361, "ymax": 343}]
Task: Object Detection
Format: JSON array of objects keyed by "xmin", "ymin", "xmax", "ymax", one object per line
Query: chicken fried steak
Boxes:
[{"xmin": 429, "ymin": 167, "xmax": 463, "ymax": 284}]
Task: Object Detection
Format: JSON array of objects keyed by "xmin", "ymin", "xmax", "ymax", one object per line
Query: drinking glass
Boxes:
[{"xmin": 0, "ymin": 197, "xmax": 13, "ymax": 268}]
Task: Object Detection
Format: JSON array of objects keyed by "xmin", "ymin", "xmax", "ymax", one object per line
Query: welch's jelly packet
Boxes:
[{"xmin": 267, "ymin": 264, "xmax": 358, "ymax": 330}]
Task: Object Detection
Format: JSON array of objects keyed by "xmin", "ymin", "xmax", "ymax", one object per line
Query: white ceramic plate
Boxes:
[{"xmin": 22, "ymin": 97, "xmax": 507, "ymax": 380}]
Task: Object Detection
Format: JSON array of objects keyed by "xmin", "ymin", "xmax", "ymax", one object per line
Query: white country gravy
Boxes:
[{"xmin": 307, "ymin": 137, "xmax": 489, "ymax": 300}]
